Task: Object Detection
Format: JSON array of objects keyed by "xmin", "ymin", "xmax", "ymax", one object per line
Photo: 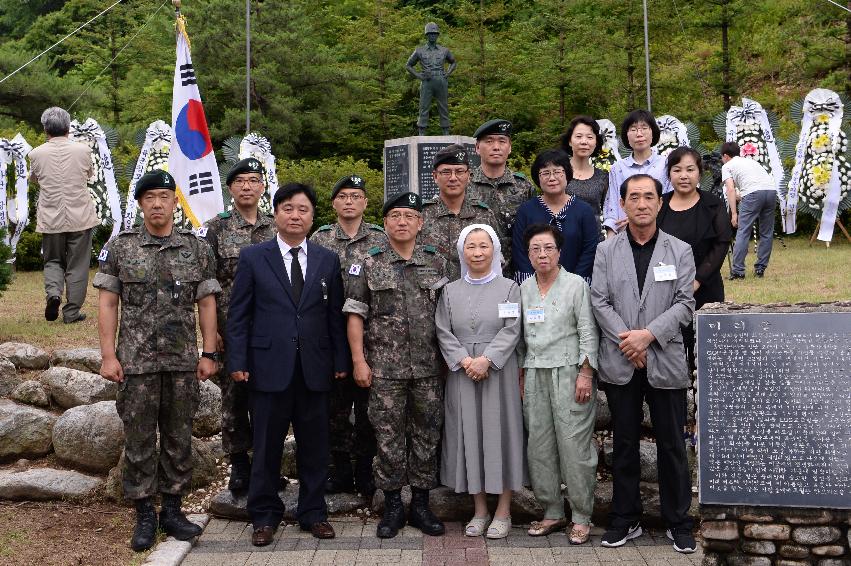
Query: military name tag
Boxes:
[
  {"xmin": 653, "ymin": 263, "xmax": 677, "ymax": 282},
  {"xmin": 498, "ymin": 302, "xmax": 520, "ymax": 318},
  {"xmin": 526, "ymin": 307, "xmax": 545, "ymax": 323},
  {"xmin": 195, "ymin": 227, "xmax": 208, "ymax": 238},
  {"xmin": 97, "ymin": 248, "xmax": 108, "ymax": 261},
  {"xmin": 349, "ymin": 264, "xmax": 362, "ymax": 276}
]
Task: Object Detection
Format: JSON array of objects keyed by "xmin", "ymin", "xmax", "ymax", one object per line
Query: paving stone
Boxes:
[{"xmin": 380, "ymin": 537, "xmax": 421, "ymax": 550}]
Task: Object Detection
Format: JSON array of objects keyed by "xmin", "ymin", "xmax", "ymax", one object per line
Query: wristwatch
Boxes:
[{"xmin": 200, "ymin": 351, "xmax": 220, "ymax": 362}]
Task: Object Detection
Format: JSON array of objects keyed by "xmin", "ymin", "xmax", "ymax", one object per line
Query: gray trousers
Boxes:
[
  {"xmin": 42, "ymin": 228, "xmax": 94, "ymax": 322},
  {"xmin": 732, "ymin": 190, "xmax": 776, "ymax": 275},
  {"xmin": 418, "ymin": 76, "xmax": 450, "ymax": 130}
]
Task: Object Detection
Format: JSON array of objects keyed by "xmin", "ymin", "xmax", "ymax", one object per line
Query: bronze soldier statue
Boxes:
[
  {"xmin": 406, "ymin": 22, "xmax": 456, "ymax": 135},
  {"xmin": 93, "ymin": 170, "xmax": 220, "ymax": 551}
]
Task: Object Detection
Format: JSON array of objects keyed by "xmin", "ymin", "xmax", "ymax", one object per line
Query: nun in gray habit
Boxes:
[{"xmin": 435, "ymin": 223, "xmax": 526, "ymax": 540}]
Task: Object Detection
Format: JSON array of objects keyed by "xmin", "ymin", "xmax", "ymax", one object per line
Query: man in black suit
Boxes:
[{"xmin": 227, "ymin": 183, "xmax": 349, "ymax": 546}]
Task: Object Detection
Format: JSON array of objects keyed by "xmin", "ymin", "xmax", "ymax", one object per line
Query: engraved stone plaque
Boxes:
[
  {"xmin": 383, "ymin": 136, "xmax": 479, "ymax": 202},
  {"xmin": 696, "ymin": 312, "xmax": 851, "ymax": 508}
]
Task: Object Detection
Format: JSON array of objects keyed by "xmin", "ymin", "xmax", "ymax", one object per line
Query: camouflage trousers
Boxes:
[
  {"xmin": 214, "ymin": 366, "xmax": 252, "ymax": 455},
  {"xmin": 329, "ymin": 376, "xmax": 375, "ymax": 460},
  {"xmin": 115, "ymin": 372, "xmax": 199, "ymax": 500},
  {"xmin": 368, "ymin": 376, "xmax": 444, "ymax": 491}
]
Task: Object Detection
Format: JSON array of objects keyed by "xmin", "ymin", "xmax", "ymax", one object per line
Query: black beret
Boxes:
[
  {"xmin": 473, "ymin": 118, "xmax": 512, "ymax": 139},
  {"xmin": 226, "ymin": 157, "xmax": 264, "ymax": 186},
  {"xmin": 135, "ymin": 169, "xmax": 176, "ymax": 199},
  {"xmin": 432, "ymin": 144, "xmax": 469, "ymax": 170},
  {"xmin": 382, "ymin": 192, "xmax": 422, "ymax": 217},
  {"xmin": 332, "ymin": 174, "xmax": 366, "ymax": 199}
]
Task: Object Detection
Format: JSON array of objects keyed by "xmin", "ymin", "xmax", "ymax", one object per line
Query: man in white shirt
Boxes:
[{"xmin": 721, "ymin": 142, "xmax": 777, "ymax": 279}]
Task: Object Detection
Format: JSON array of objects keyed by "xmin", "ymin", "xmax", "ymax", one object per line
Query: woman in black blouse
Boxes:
[{"xmin": 657, "ymin": 147, "xmax": 732, "ymax": 366}]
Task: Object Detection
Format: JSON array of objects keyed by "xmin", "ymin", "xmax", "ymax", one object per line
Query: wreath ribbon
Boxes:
[
  {"xmin": 0, "ymin": 134, "xmax": 33, "ymax": 259},
  {"xmin": 70, "ymin": 118, "xmax": 123, "ymax": 241},
  {"xmin": 123, "ymin": 120, "xmax": 172, "ymax": 230}
]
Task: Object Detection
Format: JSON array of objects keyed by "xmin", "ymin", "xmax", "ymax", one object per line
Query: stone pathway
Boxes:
[{"xmin": 182, "ymin": 518, "xmax": 704, "ymax": 565}]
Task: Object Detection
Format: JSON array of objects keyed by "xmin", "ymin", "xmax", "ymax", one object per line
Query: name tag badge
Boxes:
[
  {"xmin": 498, "ymin": 302, "xmax": 520, "ymax": 318},
  {"xmin": 526, "ymin": 307, "xmax": 545, "ymax": 323},
  {"xmin": 349, "ymin": 264, "xmax": 362, "ymax": 276},
  {"xmin": 97, "ymin": 248, "xmax": 109, "ymax": 261},
  {"xmin": 653, "ymin": 263, "xmax": 677, "ymax": 282}
]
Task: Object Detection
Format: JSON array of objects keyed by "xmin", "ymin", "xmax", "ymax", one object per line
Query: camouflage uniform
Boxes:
[
  {"xmin": 202, "ymin": 209, "xmax": 276, "ymax": 455},
  {"xmin": 469, "ymin": 165, "xmax": 536, "ymax": 275},
  {"xmin": 92, "ymin": 226, "xmax": 220, "ymax": 499},
  {"xmin": 418, "ymin": 191, "xmax": 502, "ymax": 282},
  {"xmin": 342, "ymin": 244, "xmax": 449, "ymax": 490},
  {"xmin": 310, "ymin": 221, "xmax": 386, "ymax": 465}
]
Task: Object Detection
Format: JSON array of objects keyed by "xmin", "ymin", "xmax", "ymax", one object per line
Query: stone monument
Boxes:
[
  {"xmin": 383, "ymin": 135, "xmax": 479, "ymax": 203},
  {"xmin": 405, "ymin": 22, "xmax": 456, "ymax": 136}
]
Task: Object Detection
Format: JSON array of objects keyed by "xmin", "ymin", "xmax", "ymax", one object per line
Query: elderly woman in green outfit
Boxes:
[{"xmin": 518, "ymin": 223, "xmax": 599, "ymax": 545}]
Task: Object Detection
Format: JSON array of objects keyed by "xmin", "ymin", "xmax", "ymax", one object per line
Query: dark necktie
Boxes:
[{"xmin": 289, "ymin": 247, "xmax": 304, "ymax": 304}]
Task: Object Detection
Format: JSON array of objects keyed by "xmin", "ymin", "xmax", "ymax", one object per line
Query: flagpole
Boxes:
[{"xmin": 246, "ymin": 0, "xmax": 251, "ymax": 135}]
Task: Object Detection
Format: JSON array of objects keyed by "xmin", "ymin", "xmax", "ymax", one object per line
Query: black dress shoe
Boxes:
[
  {"xmin": 408, "ymin": 488, "xmax": 444, "ymax": 536},
  {"xmin": 63, "ymin": 313, "xmax": 87, "ymax": 324},
  {"xmin": 376, "ymin": 489, "xmax": 406, "ymax": 538},
  {"xmin": 45, "ymin": 296, "xmax": 60, "ymax": 321},
  {"xmin": 754, "ymin": 269, "xmax": 765, "ymax": 278},
  {"xmin": 252, "ymin": 525, "xmax": 276, "ymax": 546},
  {"xmin": 728, "ymin": 273, "xmax": 745, "ymax": 280}
]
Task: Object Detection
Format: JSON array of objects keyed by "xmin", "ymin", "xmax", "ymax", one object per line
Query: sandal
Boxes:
[
  {"xmin": 486, "ymin": 516, "xmax": 511, "ymax": 539},
  {"xmin": 527, "ymin": 518, "xmax": 567, "ymax": 537},
  {"xmin": 465, "ymin": 515, "xmax": 491, "ymax": 537},
  {"xmin": 569, "ymin": 523, "xmax": 591, "ymax": 545}
]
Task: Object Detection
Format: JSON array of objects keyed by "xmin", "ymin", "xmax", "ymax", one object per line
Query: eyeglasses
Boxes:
[
  {"xmin": 529, "ymin": 245, "xmax": 558, "ymax": 255},
  {"xmin": 335, "ymin": 193, "xmax": 365, "ymax": 202},
  {"xmin": 232, "ymin": 178, "xmax": 263, "ymax": 187},
  {"xmin": 628, "ymin": 125, "xmax": 652, "ymax": 134},
  {"xmin": 386, "ymin": 211, "xmax": 421, "ymax": 221},
  {"xmin": 538, "ymin": 169, "xmax": 565, "ymax": 179},
  {"xmin": 435, "ymin": 168, "xmax": 469, "ymax": 179}
]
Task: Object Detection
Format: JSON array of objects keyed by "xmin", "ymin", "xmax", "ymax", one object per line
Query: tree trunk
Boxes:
[
  {"xmin": 720, "ymin": 0, "xmax": 732, "ymax": 109},
  {"xmin": 626, "ymin": 16, "xmax": 636, "ymax": 110}
]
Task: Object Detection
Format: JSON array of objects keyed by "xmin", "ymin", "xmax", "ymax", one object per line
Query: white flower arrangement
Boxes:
[{"xmin": 796, "ymin": 113, "xmax": 851, "ymax": 217}]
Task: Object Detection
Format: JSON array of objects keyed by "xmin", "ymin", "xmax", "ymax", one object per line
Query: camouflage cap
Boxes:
[
  {"xmin": 135, "ymin": 169, "xmax": 176, "ymax": 199},
  {"xmin": 432, "ymin": 144, "xmax": 469, "ymax": 170},
  {"xmin": 473, "ymin": 118, "xmax": 512, "ymax": 139},
  {"xmin": 382, "ymin": 192, "xmax": 422, "ymax": 217},
  {"xmin": 226, "ymin": 157, "xmax": 264, "ymax": 186},
  {"xmin": 332, "ymin": 174, "xmax": 366, "ymax": 199}
]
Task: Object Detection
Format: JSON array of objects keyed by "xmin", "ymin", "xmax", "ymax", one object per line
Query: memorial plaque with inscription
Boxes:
[
  {"xmin": 383, "ymin": 136, "xmax": 479, "ymax": 202},
  {"xmin": 696, "ymin": 312, "xmax": 851, "ymax": 508}
]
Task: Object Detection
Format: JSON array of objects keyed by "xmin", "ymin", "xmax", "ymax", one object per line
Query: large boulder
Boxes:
[
  {"xmin": 281, "ymin": 435, "xmax": 296, "ymax": 477},
  {"xmin": 0, "ymin": 357, "xmax": 20, "ymax": 396},
  {"xmin": 0, "ymin": 342, "xmax": 49, "ymax": 370},
  {"xmin": 38, "ymin": 366, "xmax": 117, "ymax": 409},
  {"xmin": 371, "ymin": 486, "xmax": 542, "ymax": 522},
  {"xmin": 53, "ymin": 401, "xmax": 124, "ymax": 473},
  {"xmin": 603, "ymin": 438, "xmax": 658, "ymax": 482},
  {"xmin": 191, "ymin": 437, "xmax": 218, "ymax": 488},
  {"xmin": 0, "ymin": 468, "xmax": 102, "ymax": 500},
  {"xmin": 51, "ymin": 348, "xmax": 102, "ymax": 373},
  {"xmin": 192, "ymin": 380, "xmax": 221, "ymax": 437},
  {"xmin": 0, "ymin": 400, "xmax": 57, "ymax": 460},
  {"xmin": 595, "ymin": 390, "xmax": 611, "ymax": 430},
  {"xmin": 104, "ymin": 451, "xmax": 126, "ymax": 503},
  {"xmin": 11, "ymin": 380, "xmax": 49, "ymax": 407}
]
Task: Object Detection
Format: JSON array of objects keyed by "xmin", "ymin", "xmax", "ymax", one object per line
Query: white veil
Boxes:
[{"xmin": 456, "ymin": 223, "xmax": 503, "ymax": 284}]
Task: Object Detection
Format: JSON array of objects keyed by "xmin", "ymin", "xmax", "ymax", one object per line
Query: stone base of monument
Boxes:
[{"xmin": 207, "ymin": 481, "xmax": 699, "ymax": 526}]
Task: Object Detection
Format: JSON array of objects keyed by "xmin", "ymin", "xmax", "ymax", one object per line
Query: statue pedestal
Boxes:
[{"xmin": 383, "ymin": 135, "xmax": 479, "ymax": 202}]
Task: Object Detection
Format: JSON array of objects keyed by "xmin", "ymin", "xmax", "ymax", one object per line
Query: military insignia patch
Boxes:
[
  {"xmin": 408, "ymin": 194, "xmax": 417, "ymax": 205},
  {"xmin": 352, "ymin": 176, "xmax": 362, "ymax": 185},
  {"xmin": 499, "ymin": 122, "xmax": 509, "ymax": 132},
  {"xmin": 97, "ymin": 248, "xmax": 108, "ymax": 261},
  {"xmin": 455, "ymin": 151, "xmax": 465, "ymax": 161},
  {"xmin": 349, "ymin": 264, "xmax": 362, "ymax": 276}
]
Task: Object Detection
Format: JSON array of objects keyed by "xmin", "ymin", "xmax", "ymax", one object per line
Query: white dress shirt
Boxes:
[{"xmin": 276, "ymin": 235, "xmax": 308, "ymax": 282}]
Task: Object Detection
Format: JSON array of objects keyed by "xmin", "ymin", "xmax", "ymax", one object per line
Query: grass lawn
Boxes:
[{"xmin": 0, "ymin": 236, "xmax": 848, "ymax": 353}]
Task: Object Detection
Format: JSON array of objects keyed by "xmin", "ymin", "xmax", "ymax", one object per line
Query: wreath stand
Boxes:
[{"xmin": 808, "ymin": 218, "xmax": 851, "ymax": 246}]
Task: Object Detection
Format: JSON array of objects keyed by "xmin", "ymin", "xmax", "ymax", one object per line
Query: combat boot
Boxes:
[
  {"xmin": 131, "ymin": 498, "xmax": 157, "ymax": 552},
  {"xmin": 325, "ymin": 453, "xmax": 354, "ymax": 493},
  {"xmin": 159, "ymin": 494, "xmax": 202, "ymax": 540},
  {"xmin": 408, "ymin": 487, "xmax": 445, "ymax": 536},
  {"xmin": 227, "ymin": 451, "xmax": 251, "ymax": 494},
  {"xmin": 354, "ymin": 456, "xmax": 376, "ymax": 497},
  {"xmin": 376, "ymin": 489, "xmax": 406, "ymax": 538}
]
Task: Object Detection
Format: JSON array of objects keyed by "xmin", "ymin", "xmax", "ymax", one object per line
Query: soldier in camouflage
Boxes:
[
  {"xmin": 202, "ymin": 157, "xmax": 276, "ymax": 494},
  {"xmin": 93, "ymin": 170, "xmax": 221, "ymax": 552},
  {"xmin": 343, "ymin": 191, "xmax": 449, "ymax": 540},
  {"xmin": 310, "ymin": 174, "xmax": 386, "ymax": 497},
  {"xmin": 469, "ymin": 119, "xmax": 536, "ymax": 276},
  {"xmin": 419, "ymin": 144, "xmax": 502, "ymax": 281}
]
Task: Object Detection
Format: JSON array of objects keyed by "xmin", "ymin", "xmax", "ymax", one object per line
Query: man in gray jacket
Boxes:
[{"xmin": 590, "ymin": 174, "xmax": 696, "ymax": 554}]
